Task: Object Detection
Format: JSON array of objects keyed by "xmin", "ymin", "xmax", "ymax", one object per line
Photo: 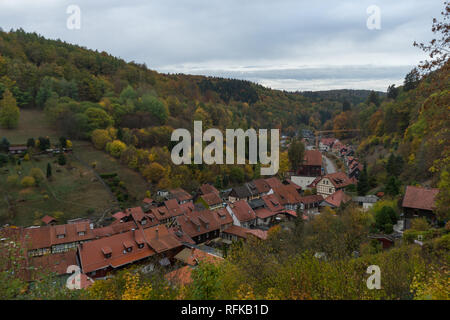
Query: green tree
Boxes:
[
  {"xmin": 288, "ymin": 139, "xmax": 305, "ymax": 172},
  {"xmin": 385, "ymin": 176, "xmax": 400, "ymax": 197},
  {"xmin": 46, "ymin": 163, "xmax": 52, "ymax": 179},
  {"xmin": 0, "ymin": 137, "xmax": 9, "ymax": 152},
  {"xmin": 404, "ymin": 68, "xmax": 420, "ymax": 91},
  {"xmin": 357, "ymin": 163, "xmax": 370, "ymax": 196},
  {"xmin": 0, "ymin": 89, "xmax": 20, "ymax": 129},
  {"xmin": 58, "ymin": 153, "xmax": 66, "ymax": 166}
]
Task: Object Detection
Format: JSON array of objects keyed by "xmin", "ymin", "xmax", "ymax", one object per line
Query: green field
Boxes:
[
  {"xmin": 0, "ymin": 110, "xmax": 150, "ymax": 226},
  {"xmin": 0, "ymin": 153, "xmax": 115, "ymax": 226},
  {"xmin": 0, "ymin": 109, "xmax": 59, "ymax": 144}
]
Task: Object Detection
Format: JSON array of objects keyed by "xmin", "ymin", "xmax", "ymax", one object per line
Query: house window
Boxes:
[
  {"xmin": 141, "ymin": 219, "xmax": 147, "ymax": 226},
  {"xmin": 105, "ymin": 253, "xmax": 112, "ymax": 259},
  {"xmin": 78, "ymin": 231, "xmax": 85, "ymax": 236},
  {"xmin": 138, "ymin": 243, "xmax": 144, "ymax": 249},
  {"xmin": 57, "ymin": 234, "xmax": 65, "ymax": 239}
]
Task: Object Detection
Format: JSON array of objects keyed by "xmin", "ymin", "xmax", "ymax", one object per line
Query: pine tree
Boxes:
[
  {"xmin": 357, "ymin": 163, "xmax": 369, "ymax": 196},
  {"xmin": 46, "ymin": 163, "xmax": 52, "ymax": 179}
]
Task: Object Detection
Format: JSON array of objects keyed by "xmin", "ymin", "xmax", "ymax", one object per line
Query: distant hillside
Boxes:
[
  {"xmin": 300, "ymin": 89, "xmax": 386, "ymax": 106},
  {"xmin": 0, "ymin": 29, "xmax": 385, "ymax": 136}
]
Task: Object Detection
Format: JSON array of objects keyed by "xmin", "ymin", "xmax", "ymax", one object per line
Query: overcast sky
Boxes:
[{"xmin": 0, "ymin": 0, "xmax": 444, "ymax": 91}]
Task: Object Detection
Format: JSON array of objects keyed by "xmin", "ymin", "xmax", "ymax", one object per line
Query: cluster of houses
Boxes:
[{"xmin": 0, "ymin": 177, "xmax": 309, "ymax": 289}]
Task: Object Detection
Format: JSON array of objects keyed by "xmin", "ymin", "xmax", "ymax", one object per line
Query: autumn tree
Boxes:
[
  {"xmin": 0, "ymin": 89, "xmax": 20, "ymax": 129},
  {"xmin": 414, "ymin": 2, "xmax": 450, "ymax": 72}
]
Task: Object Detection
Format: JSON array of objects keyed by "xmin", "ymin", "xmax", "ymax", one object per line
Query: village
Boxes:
[{"xmin": 0, "ymin": 133, "xmax": 442, "ymax": 290}]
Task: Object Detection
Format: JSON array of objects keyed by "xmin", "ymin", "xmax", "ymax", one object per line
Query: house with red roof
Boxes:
[
  {"xmin": 321, "ymin": 190, "xmax": 352, "ymax": 209},
  {"xmin": 315, "ymin": 172, "xmax": 356, "ymax": 197},
  {"xmin": 225, "ymin": 199, "xmax": 257, "ymax": 229},
  {"xmin": 402, "ymin": 186, "xmax": 440, "ymax": 228},
  {"xmin": 297, "ymin": 150, "xmax": 323, "ymax": 177},
  {"xmin": 196, "ymin": 192, "xmax": 224, "ymax": 210},
  {"xmin": 176, "ymin": 209, "xmax": 221, "ymax": 244},
  {"xmin": 168, "ymin": 188, "xmax": 193, "ymax": 204},
  {"xmin": 77, "ymin": 224, "xmax": 183, "ymax": 278},
  {"xmin": 221, "ymin": 225, "xmax": 268, "ymax": 242},
  {"xmin": 298, "ymin": 195, "xmax": 324, "ymax": 215}
]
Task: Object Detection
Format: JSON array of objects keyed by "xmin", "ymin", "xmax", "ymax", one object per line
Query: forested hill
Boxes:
[
  {"xmin": 0, "ymin": 29, "xmax": 370, "ymax": 137},
  {"xmin": 301, "ymin": 89, "xmax": 386, "ymax": 106}
]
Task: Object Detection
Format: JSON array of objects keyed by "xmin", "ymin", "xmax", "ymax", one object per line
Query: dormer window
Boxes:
[
  {"xmin": 138, "ymin": 243, "xmax": 145, "ymax": 249},
  {"xmin": 102, "ymin": 246, "xmax": 112, "ymax": 258},
  {"xmin": 123, "ymin": 241, "xmax": 133, "ymax": 253},
  {"xmin": 141, "ymin": 219, "xmax": 147, "ymax": 226},
  {"xmin": 78, "ymin": 231, "xmax": 85, "ymax": 236}
]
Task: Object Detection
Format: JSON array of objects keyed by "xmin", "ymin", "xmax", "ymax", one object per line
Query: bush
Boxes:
[
  {"xmin": 29, "ymin": 167, "xmax": 45, "ymax": 183},
  {"xmin": 21, "ymin": 176, "xmax": 36, "ymax": 187},
  {"xmin": 58, "ymin": 154, "xmax": 66, "ymax": 166},
  {"xmin": 6, "ymin": 174, "xmax": 19, "ymax": 186}
]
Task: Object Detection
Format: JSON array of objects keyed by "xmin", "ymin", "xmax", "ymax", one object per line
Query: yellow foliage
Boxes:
[{"xmin": 121, "ymin": 272, "xmax": 152, "ymax": 300}]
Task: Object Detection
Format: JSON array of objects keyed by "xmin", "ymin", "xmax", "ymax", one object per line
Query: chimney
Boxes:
[
  {"xmin": 132, "ymin": 228, "xmax": 135, "ymax": 239},
  {"xmin": 155, "ymin": 227, "xmax": 159, "ymax": 239}
]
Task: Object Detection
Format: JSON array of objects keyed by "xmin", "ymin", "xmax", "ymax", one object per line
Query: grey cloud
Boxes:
[{"xmin": 0, "ymin": 0, "xmax": 444, "ymax": 91}]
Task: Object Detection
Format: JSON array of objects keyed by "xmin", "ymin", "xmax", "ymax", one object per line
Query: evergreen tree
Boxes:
[
  {"xmin": 366, "ymin": 91, "xmax": 380, "ymax": 107},
  {"xmin": 385, "ymin": 176, "xmax": 400, "ymax": 196},
  {"xmin": 357, "ymin": 163, "xmax": 370, "ymax": 196},
  {"xmin": 387, "ymin": 84, "xmax": 398, "ymax": 99},
  {"xmin": 404, "ymin": 68, "xmax": 420, "ymax": 91},
  {"xmin": 46, "ymin": 163, "xmax": 52, "ymax": 179},
  {"xmin": 58, "ymin": 153, "xmax": 66, "ymax": 166},
  {"xmin": 0, "ymin": 137, "xmax": 10, "ymax": 153}
]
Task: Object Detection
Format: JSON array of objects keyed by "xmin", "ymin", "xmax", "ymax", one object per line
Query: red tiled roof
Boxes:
[
  {"xmin": 402, "ymin": 186, "xmax": 439, "ymax": 211},
  {"xmin": 303, "ymin": 150, "xmax": 322, "ymax": 167},
  {"xmin": 199, "ymin": 184, "xmax": 220, "ymax": 196},
  {"xmin": 200, "ymin": 192, "xmax": 222, "ymax": 206},
  {"xmin": 112, "ymin": 211, "xmax": 127, "ymax": 221},
  {"xmin": 78, "ymin": 225, "xmax": 181, "ymax": 274},
  {"xmin": 213, "ymin": 208, "xmax": 233, "ymax": 227},
  {"xmin": 30, "ymin": 250, "xmax": 78, "ymax": 276},
  {"xmin": 246, "ymin": 229, "xmax": 268, "ymax": 240},
  {"xmin": 323, "ymin": 190, "xmax": 352, "ymax": 207},
  {"xmin": 174, "ymin": 247, "xmax": 223, "ymax": 266},
  {"xmin": 254, "ymin": 207, "xmax": 275, "ymax": 219},
  {"xmin": 177, "ymin": 209, "xmax": 221, "ymax": 238},
  {"xmin": 169, "ymin": 188, "xmax": 192, "ymax": 202},
  {"xmin": 41, "ymin": 215, "xmax": 56, "ymax": 225},
  {"xmin": 299, "ymin": 194, "xmax": 324, "ymax": 205},
  {"xmin": 252, "ymin": 179, "xmax": 271, "ymax": 194},
  {"xmin": 223, "ymin": 225, "xmax": 267, "ymax": 240},
  {"xmin": 322, "ymin": 172, "xmax": 354, "ymax": 189},
  {"xmin": 229, "ymin": 200, "xmax": 256, "ymax": 223},
  {"xmin": 142, "ymin": 198, "xmax": 154, "ymax": 204},
  {"xmin": 165, "ymin": 265, "xmax": 193, "ymax": 286}
]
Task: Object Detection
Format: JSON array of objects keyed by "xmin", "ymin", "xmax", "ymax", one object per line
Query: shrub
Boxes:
[
  {"xmin": 6, "ymin": 174, "xmax": 19, "ymax": 186},
  {"xmin": 21, "ymin": 176, "xmax": 36, "ymax": 187},
  {"xmin": 58, "ymin": 153, "xmax": 66, "ymax": 166},
  {"xmin": 29, "ymin": 167, "xmax": 45, "ymax": 183}
]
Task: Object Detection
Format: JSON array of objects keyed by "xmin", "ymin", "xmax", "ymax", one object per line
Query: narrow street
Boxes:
[{"xmin": 323, "ymin": 155, "xmax": 337, "ymax": 174}]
